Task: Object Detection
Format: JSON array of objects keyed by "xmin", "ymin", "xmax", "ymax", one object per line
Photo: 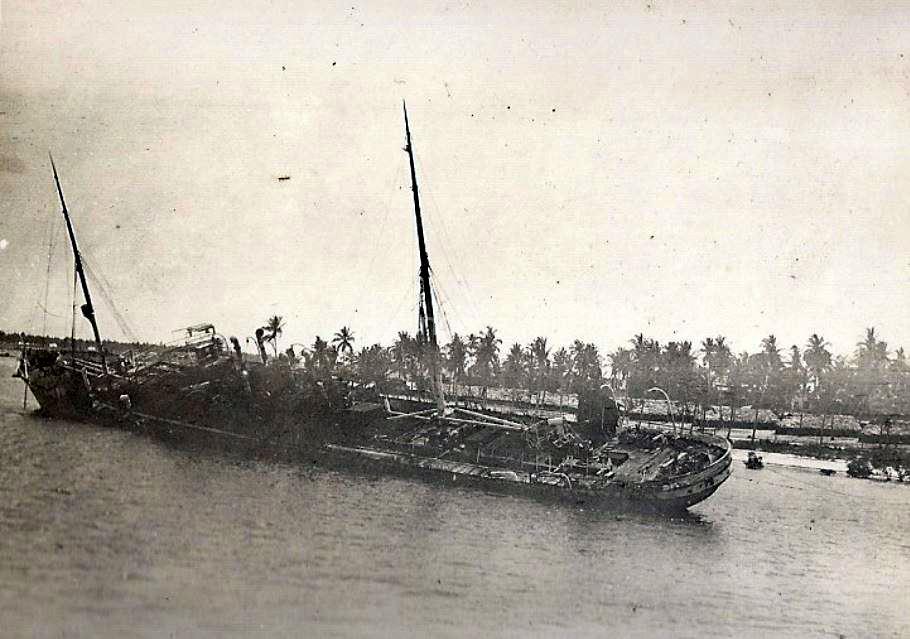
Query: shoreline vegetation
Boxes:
[{"xmin": 4, "ymin": 323, "xmax": 909, "ymax": 478}]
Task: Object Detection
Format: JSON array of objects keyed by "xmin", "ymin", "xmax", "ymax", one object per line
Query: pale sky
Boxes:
[{"xmin": 1, "ymin": 1, "xmax": 908, "ymax": 358}]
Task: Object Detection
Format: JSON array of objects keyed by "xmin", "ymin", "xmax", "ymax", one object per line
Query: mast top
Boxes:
[{"xmin": 403, "ymin": 100, "xmax": 412, "ymax": 149}]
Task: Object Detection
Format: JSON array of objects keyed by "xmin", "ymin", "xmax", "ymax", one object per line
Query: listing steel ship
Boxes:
[{"xmin": 16, "ymin": 110, "xmax": 732, "ymax": 511}]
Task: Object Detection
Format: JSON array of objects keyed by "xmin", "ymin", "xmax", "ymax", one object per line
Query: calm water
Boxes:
[{"xmin": 1, "ymin": 362, "xmax": 908, "ymax": 638}]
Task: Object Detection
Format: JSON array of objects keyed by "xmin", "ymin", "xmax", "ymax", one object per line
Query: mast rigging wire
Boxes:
[
  {"xmin": 35, "ymin": 302, "xmax": 64, "ymax": 319},
  {"xmin": 41, "ymin": 212, "xmax": 61, "ymax": 335},
  {"xmin": 414, "ymin": 153, "xmax": 484, "ymax": 327},
  {"xmin": 71, "ymin": 269, "xmax": 78, "ymax": 349},
  {"xmin": 349, "ymin": 163, "xmax": 404, "ymax": 319},
  {"xmin": 81, "ymin": 256, "xmax": 138, "ymax": 343}
]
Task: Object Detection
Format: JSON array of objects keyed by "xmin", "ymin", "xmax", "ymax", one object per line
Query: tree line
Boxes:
[
  {"xmin": 7, "ymin": 321, "xmax": 908, "ymax": 420},
  {"xmin": 262, "ymin": 318, "xmax": 604, "ymax": 406},
  {"xmin": 608, "ymin": 328, "xmax": 909, "ymax": 422},
  {"xmin": 0, "ymin": 330, "xmax": 152, "ymax": 355},
  {"xmin": 273, "ymin": 321, "xmax": 908, "ymax": 421}
]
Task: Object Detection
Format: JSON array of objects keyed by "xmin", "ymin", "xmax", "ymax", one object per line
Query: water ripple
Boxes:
[{"xmin": 1, "ymin": 366, "xmax": 908, "ymax": 638}]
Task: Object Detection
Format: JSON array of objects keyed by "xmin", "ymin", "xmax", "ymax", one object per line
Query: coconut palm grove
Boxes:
[
  {"xmin": 8, "ymin": 323, "xmax": 905, "ymax": 428},
  {"xmin": 288, "ymin": 324, "xmax": 909, "ymax": 425}
]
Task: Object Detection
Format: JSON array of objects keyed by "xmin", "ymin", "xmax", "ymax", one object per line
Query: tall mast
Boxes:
[
  {"xmin": 403, "ymin": 102, "xmax": 445, "ymax": 413},
  {"xmin": 50, "ymin": 153, "xmax": 107, "ymax": 375},
  {"xmin": 403, "ymin": 102, "xmax": 437, "ymax": 348}
]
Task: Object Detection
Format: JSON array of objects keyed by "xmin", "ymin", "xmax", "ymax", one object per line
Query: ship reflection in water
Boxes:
[{"xmin": 1, "ymin": 367, "xmax": 907, "ymax": 639}]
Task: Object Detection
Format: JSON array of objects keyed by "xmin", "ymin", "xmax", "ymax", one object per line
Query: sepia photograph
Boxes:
[{"xmin": 1, "ymin": 1, "xmax": 908, "ymax": 637}]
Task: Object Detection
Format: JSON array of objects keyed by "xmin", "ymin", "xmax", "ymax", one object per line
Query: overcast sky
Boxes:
[{"xmin": 1, "ymin": 0, "xmax": 908, "ymax": 358}]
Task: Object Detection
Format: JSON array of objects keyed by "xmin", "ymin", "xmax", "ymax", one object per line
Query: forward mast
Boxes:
[{"xmin": 50, "ymin": 153, "xmax": 108, "ymax": 375}]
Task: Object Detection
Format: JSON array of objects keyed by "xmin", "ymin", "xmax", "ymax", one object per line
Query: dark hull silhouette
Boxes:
[{"xmin": 18, "ymin": 351, "xmax": 731, "ymax": 512}]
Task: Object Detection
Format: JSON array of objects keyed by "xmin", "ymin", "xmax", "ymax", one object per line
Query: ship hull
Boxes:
[
  {"xmin": 19, "ymin": 362, "xmax": 95, "ymax": 420},
  {"xmin": 18, "ymin": 349, "xmax": 355, "ymax": 448},
  {"xmin": 323, "ymin": 436, "xmax": 733, "ymax": 513},
  {"xmin": 20, "ymin": 352, "xmax": 732, "ymax": 512}
]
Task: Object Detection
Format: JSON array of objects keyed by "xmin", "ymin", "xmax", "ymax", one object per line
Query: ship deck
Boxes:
[
  {"xmin": 359, "ymin": 409, "xmax": 727, "ymax": 488},
  {"xmin": 608, "ymin": 446, "xmax": 678, "ymax": 482}
]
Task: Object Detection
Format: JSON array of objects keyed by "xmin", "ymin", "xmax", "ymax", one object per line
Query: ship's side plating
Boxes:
[
  {"xmin": 16, "ymin": 350, "xmax": 100, "ymax": 419},
  {"xmin": 325, "ymin": 425, "xmax": 733, "ymax": 512}
]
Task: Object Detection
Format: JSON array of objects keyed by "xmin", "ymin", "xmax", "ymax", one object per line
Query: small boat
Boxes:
[
  {"xmin": 744, "ymin": 451, "xmax": 764, "ymax": 469},
  {"xmin": 846, "ymin": 456, "xmax": 873, "ymax": 479},
  {"xmin": 819, "ymin": 468, "xmax": 836, "ymax": 476}
]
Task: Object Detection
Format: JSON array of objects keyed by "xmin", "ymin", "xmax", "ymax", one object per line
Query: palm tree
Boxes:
[
  {"xmin": 571, "ymin": 339, "xmax": 589, "ymax": 390},
  {"xmin": 712, "ymin": 336, "xmax": 733, "ymax": 378},
  {"xmin": 701, "ymin": 336, "xmax": 726, "ymax": 420},
  {"xmin": 551, "ymin": 347, "xmax": 571, "ymax": 408},
  {"xmin": 661, "ymin": 341, "xmax": 697, "ymax": 420},
  {"xmin": 855, "ymin": 327, "xmax": 888, "ymax": 370},
  {"xmin": 332, "ymin": 326, "xmax": 356, "ymax": 359},
  {"xmin": 756, "ymin": 334, "xmax": 784, "ymax": 411},
  {"xmin": 760, "ymin": 334, "xmax": 782, "ymax": 368},
  {"xmin": 854, "ymin": 327, "xmax": 890, "ymax": 418},
  {"xmin": 804, "ymin": 333, "xmax": 831, "ymax": 392},
  {"xmin": 444, "ymin": 333, "xmax": 468, "ymax": 394},
  {"xmin": 471, "ymin": 326, "xmax": 501, "ymax": 404},
  {"xmin": 411, "ymin": 332, "xmax": 433, "ymax": 393},
  {"xmin": 817, "ymin": 354, "xmax": 854, "ymax": 443},
  {"xmin": 353, "ymin": 343, "xmax": 391, "ymax": 389},
  {"xmin": 500, "ymin": 343, "xmax": 527, "ymax": 402},
  {"xmin": 528, "ymin": 336, "xmax": 550, "ymax": 405},
  {"xmin": 478, "ymin": 326, "xmax": 502, "ymax": 367},
  {"xmin": 390, "ymin": 331, "xmax": 412, "ymax": 383},
  {"xmin": 608, "ymin": 346, "xmax": 633, "ymax": 389},
  {"xmin": 701, "ymin": 337, "xmax": 716, "ymax": 376},
  {"xmin": 624, "ymin": 334, "xmax": 659, "ymax": 403},
  {"xmin": 573, "ymin": 342, "xmax": 604, "ymax": 392},
  {"xmin": 308, "ymin": 335, "xmax": 336, "ymax": 377},
  {"xmin": 785, "ymin": 344, "xmax": 808, "ymax": 423},
  {"xmin": 789, "ymin": 344, "xmax": 803, "ymax": 370},
  {"xmin": 265, "ymin": 315, "xmax": 285, "ymax": 356},
  {"xmin": 723, "ymin": 351, "xmax": 752, "ymax": 434}
]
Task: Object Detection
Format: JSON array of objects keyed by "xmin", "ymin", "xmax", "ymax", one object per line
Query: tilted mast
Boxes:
[
  {"xmin": 403, "ymin": 102, "xmax": 445, "ymax": 413},
  {"xmin": 50, "ymin": 153, "xmax": 108, "ymax": 375},
  {"xmin": 403, "ymin": 102, "xmax": 437, "ymax": 347}
]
